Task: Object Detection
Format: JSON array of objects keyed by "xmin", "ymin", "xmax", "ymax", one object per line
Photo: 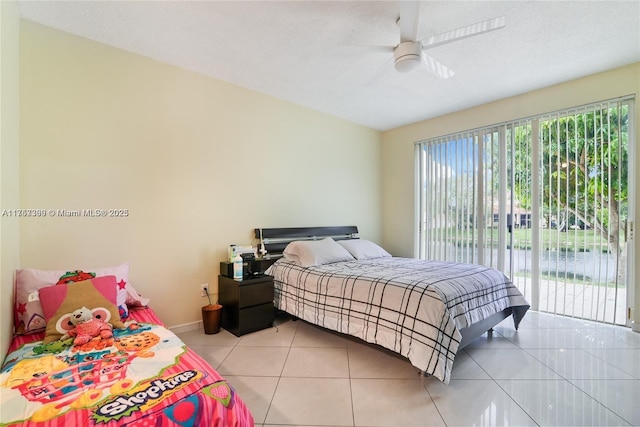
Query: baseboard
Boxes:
[
  {"xmin": 169, "ymin": 320, "xmax": 202, "ymax": 335},
  {"xmin": 633, "ymin": 321, "xmax": 640, "ymax": 333}
]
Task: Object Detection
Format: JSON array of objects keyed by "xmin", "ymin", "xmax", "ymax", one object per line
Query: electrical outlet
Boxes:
[{"xmin": 200, "ymin": 283, "xmax": 209, "ymax": 297}]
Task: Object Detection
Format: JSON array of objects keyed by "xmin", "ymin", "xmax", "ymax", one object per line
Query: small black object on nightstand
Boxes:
[{"xmin": 218, "ymin": 274, "xmax": 274, "ymax": 336}]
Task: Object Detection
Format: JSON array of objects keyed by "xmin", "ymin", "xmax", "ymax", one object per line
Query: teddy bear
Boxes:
[{"xmin": 60, "ymin": 306, "xmax": 114, "ymax": 346}]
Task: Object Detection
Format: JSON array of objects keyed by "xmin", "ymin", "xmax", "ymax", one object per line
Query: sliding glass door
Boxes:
[{"xmin": 416, "ymin": 98, "xmax": 634, "ymax": 325}]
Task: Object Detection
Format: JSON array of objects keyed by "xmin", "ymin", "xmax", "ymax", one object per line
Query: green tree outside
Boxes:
[{"xmin": 511, "ymin": 105, "xmax": 629, "ymax": 284}]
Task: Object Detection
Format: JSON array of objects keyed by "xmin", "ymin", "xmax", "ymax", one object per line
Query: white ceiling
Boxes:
[{"xmin": 17, "ymin": 1, "xmax": 640, "ymax": 131}]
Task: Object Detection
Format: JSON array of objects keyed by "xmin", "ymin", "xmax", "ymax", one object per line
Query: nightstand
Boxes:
[{"xmin": 218, "ymin": 274, "xmax": 274, "ymax": 336}]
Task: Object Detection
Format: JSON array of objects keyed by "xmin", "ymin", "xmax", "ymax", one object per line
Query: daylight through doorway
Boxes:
[{"xmin": 416, "ymin": 98, "xmax": 634, "ymax": 325}]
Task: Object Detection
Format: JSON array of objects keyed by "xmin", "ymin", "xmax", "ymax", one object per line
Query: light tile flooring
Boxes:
[{"xmin": 178, "ymin": 311, "xmax": 640, "ymax": 426}]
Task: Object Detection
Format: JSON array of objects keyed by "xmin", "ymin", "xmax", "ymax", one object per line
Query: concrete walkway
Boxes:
[{"xmin": 512, "ymin": 277, "xmax": 627, "ymax": 325}]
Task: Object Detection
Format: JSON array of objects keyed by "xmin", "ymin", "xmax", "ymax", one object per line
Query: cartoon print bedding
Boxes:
[{"xmin": 0, "ymin": 308, "xmax": 254, "ymax": 426}]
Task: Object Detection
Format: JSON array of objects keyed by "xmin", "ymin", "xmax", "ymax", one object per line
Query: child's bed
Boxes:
[
  {"xmin": 1, "ymin": 265, "xmax": 254, "ymax": 427},
  {"xmin": 257, "ymin": 226, "xmax": 530, "ymax": 384}
]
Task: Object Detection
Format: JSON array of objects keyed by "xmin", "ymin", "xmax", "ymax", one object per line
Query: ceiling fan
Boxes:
[{"xmin": 351, "ymin": 1, "xmax": 506, "ymax": 79}]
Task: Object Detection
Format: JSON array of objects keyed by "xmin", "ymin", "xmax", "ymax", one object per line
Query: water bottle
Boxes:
[{"xmin": 233, "ymin": 253, "xmax": 243, "ymax": 280}]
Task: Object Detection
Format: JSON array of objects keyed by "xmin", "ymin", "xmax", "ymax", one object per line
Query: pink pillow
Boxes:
[
  {"xmin": 14, "ymin": 263, "xmax": 135, "ymax": 335},
  {"xmin": 39, "ymin": 276, "xmax": 125, "ymax": 344}
]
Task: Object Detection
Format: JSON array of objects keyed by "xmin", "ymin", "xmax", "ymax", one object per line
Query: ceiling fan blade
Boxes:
[
  {"xmin": 331, "ymin": 45, "xmax": 394, "ymax": 54},
  {"xmin": 362, "ymin": 57, "xmax": 395, "ymax": 87},
  {"xmin": 422, "ymin": 53, "xmax": 456, "ymax": 79},
  {"xmin": 398, "ymin": 1, "xmax": 420, "ymax": 42},
  {"xmin": 420, "ymin": 16, "xmax": 505, "ymax": 50}
]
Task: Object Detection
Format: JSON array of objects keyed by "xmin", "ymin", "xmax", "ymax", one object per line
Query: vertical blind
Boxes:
[{"xmin": 415, "ymin": 97, "xmax": 634, "ymax": 325}]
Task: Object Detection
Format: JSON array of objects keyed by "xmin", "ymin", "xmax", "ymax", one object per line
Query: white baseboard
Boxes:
[
  {"xmin": 169, "ymin": 320, "xmax": 202, "ymax": 335},
  {"xmin": 633, "ymin": 321, "xmax": 640, "ymax": 333}
]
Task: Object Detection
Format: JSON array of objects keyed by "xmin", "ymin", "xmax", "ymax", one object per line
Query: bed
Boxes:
[
  {"xmin": 1, "ymin": 266, "xmax": 254, "ymax": 427},
  {"xmin": 256, "ymin": 226, "xmax": 530, "ymax": 384}
]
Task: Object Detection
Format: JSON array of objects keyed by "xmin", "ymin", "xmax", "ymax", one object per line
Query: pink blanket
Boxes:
[{"xmin": 1, "ymin": 307, "xmax": 254, "ymax": 426}]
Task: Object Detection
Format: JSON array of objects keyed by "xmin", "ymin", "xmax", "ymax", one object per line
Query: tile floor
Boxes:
[{"xmin": 178, "ymin": 311, "xmax": 640, "ymax": 426}]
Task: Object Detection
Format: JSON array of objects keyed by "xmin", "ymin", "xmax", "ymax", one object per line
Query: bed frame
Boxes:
[
  {"xmin": 255, "ymin": 225, "xmax": 359, "ymax": 255},
  {"xmin": 254, "ymin": 225, "xmax": 358, "ymax": 268},
  {"xmin": 458, "ymin": 308, "xmax": 511, "ymax": 348},
  {"xmin": 254, "ymin": 225, "xmax": 514, "ymax": 351}
]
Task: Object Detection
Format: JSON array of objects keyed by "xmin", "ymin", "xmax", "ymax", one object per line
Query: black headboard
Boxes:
[{"xmin": 254, "ymin": 226, "xmax": 359, "ymax": 260}]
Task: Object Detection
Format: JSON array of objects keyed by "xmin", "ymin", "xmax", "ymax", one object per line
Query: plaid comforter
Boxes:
[{"xmin": 267, "ymin": 257, "xmax": 529, "ymax": 383}]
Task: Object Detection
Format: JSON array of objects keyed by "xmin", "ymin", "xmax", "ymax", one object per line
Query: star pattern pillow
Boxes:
[{"xmin": 14, "ymin": 263, "xmax": 132, "ymax": 335}]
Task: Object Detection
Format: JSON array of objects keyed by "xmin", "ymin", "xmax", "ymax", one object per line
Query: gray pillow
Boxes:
[
  {"xmin": 283, "ymin": 238, "xmax": 355, "ymax": 267},
  {"xmin": 337, "ymin": 239, "xmax": 392, "ymax": 260}
]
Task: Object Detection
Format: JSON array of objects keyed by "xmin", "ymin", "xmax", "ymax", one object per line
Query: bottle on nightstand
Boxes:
[{"xmin": 233, "ymin": 252, "xmax": 243, "ymax": 280}]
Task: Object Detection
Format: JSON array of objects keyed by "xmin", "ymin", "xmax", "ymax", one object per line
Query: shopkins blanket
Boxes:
[{"xmin": 0, "ymin": 308, "xmax": 254, "ymax": 426}]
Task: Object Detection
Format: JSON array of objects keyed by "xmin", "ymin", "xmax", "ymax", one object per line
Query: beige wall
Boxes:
[
  {"xmin": 8, "ymin": 16, "xmax": 640, "ymax": 345},
  {"xmin": 0, "ymin": 1, "xmax": 21, "ymax": 358},
  {"xmin": 381, "ymin": 63, "xmax": 640, "ymax": 327},
  {"xmin": 19, "ymin": 20, "xmax": 382, "ymax": 329}
]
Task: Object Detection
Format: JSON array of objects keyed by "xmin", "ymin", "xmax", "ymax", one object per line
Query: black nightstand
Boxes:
[{"xmin": 218, "ymin": 274, "xmax": 274, "ymax": 336}]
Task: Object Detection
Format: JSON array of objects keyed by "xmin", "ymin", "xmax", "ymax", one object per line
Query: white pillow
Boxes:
[
  {"xmin": 283, "ymin": 238, "xmax": 355, "ymax": 267},
  {"xmin": 337, "ymin": 239, "xmax": 392, "ymax": 260}
]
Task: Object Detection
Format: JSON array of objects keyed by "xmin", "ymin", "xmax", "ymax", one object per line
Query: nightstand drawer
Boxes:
[
  {"xmin": 218, "ymin": 274, "xmax": 275, "ymax": 336},
  {"xmin": 237, "ymin": 303, "xmax": 274, "ymax": 334},
  {"xmin": 238, "ymin": 280, "xmax": 273, "ymax": 308}
]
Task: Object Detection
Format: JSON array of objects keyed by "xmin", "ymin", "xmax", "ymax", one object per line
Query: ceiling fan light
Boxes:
[
  {"xmin": 394, "ymin": 41, "xmax": 422, "ymax": 73},
  {"xmin": 395, "ymin": 56, "xmax": 421, "ymax": 73}
]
